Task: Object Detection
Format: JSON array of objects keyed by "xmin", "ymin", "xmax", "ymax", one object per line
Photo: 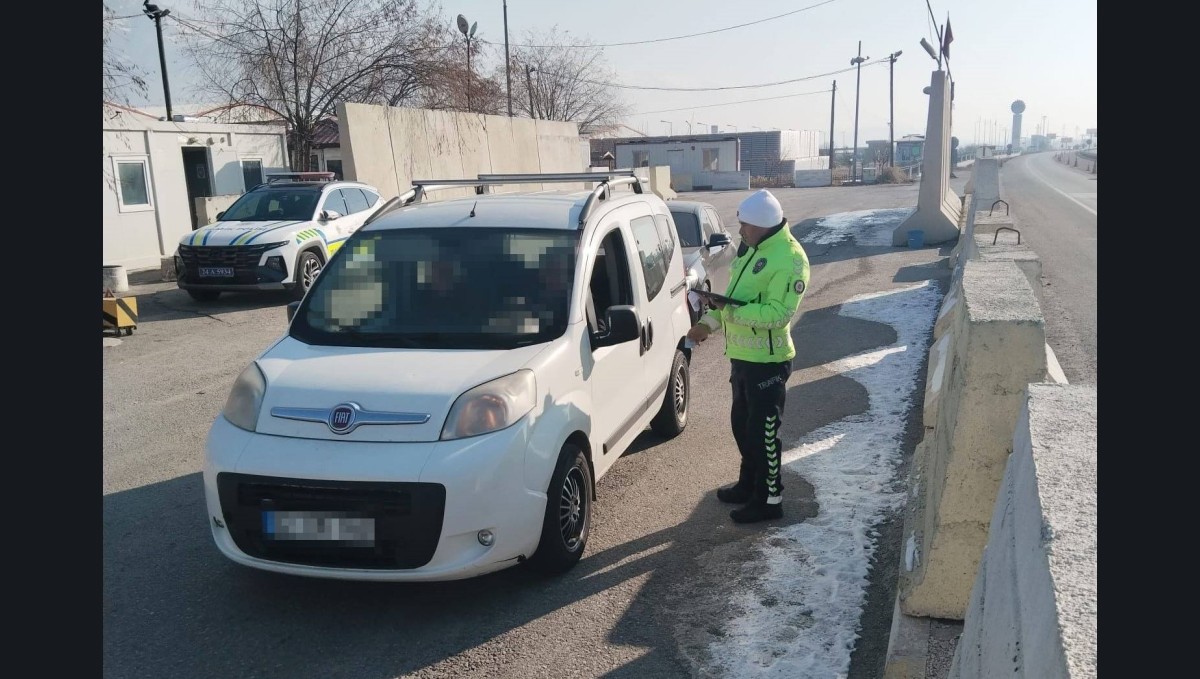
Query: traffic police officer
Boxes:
[{"xmin": 686, "ymin": 189, "xmax": 810, "ymax": 523}]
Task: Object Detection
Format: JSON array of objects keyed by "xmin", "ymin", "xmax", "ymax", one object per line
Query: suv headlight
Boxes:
[
  {"xmin": 223, "ymin": 362, "xmax": 266, "ymax": 432},
  {"xmin": 441, "ymin": 370, "xmax": 536, "ymax": 440}
]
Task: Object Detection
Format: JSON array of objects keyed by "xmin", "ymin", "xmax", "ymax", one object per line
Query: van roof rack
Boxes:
[{"xmin": 363, "ymin": 171, "xmax": 645, "ymax": 228}]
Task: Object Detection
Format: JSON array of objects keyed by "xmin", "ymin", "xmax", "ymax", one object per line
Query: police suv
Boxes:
[
  {"xmin": 204, "ymin": 171, "xmax": 695, "ymax": 580},
  {"xmin": 175, "ymin": 172, "xmax": 385, "ymax": 301}
]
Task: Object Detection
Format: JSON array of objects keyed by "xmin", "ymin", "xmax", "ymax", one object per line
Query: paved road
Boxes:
[
  {"xmin": 103, "ymin": 178, "xmax": 964, "ymax": 679},
  {"xmin": 998, "ymin": 152, "xmax": 1097, "ymax": 384}
]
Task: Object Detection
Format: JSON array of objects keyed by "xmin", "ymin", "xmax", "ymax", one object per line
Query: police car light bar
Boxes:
[{"xmin": 266, "ymin": 172, "xmax": 336, "ymax": 184}]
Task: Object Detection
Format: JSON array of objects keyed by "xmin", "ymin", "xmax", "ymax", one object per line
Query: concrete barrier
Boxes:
[
  {"xmin": 195, "ymin": 195, "xmax": 241, "ymax": 226},
  {"xmin": 337, "ymin": 103, "xmax": 584, "ymax": 200},
  {"xmin": 898, "ymin": 258, "xmax": 1047, "ymax": 619},
  {"xmin": 794, "ymin": 169, "xmax": 832, "ymax": 187},
  {"xmin": 949, "ymin": 384, "xmax": 1096, "ymax": 679},
  {"xmin": 676, "ymin": 170, "xmax": 750, "ymax": 191},
  {"xmin": 973, "ymin": 234, "xmax": 1044, "ymax": 310},
  {"xmin": 970, "ymin": 158, "xmax": 1002, "ymax": 207},
  {"xmin": 895, "ymin": 70, "xmax": 962, "ymax": 246}
]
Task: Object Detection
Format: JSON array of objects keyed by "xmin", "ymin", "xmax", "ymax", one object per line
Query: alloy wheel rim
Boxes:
[{"xmin": 559, "ymin": 466, "xmax": 587, "ymax": 551}]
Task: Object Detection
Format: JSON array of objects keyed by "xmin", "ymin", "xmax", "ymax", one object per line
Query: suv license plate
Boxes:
[
  {"xmin": 199, "ymin": 267, "xmax": 234, "ymax": 277},
  {"xmin": 262, "ymin": 511, "xmax": 376, "ymax": 544}
]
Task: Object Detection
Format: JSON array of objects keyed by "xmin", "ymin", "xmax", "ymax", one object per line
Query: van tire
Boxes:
[
  {"xmin": 650, "ymin": 349, "xmax": 689, "ymax": 437},
  {"xmin": 529, "ymin": 443, "xmax": 592, "ymax": 574}
]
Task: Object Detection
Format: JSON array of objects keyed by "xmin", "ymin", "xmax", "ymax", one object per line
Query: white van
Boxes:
[{"xmin": 204, "ymin": 171, "xmax": 695, "ymax": 580}]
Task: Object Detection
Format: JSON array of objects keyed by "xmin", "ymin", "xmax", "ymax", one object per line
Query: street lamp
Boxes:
[
  {"xmin": 727, "ymin": 124, "xmax": 737, "ymax": 132},
  {"xmin": 850, "ymin": 41, "xmax": 869, "ymax": 183},
  {"xmin": 660, "ymin": 120, "xmax": 673, "ymax": 136},
  {"xmin": 143, "ymin": 1, "xmax": 173, "ymax": 121},
  {"xmin": 886, "ymin": 51, "xmax": 902, "ymax": 167},
  {"xmin": 456, "ymin": 14, "xmax": 478, "ymax": 113},
  {"xmin": 525, "ymin": 64, "xmax": 537, "ymax": 118},
  {"xmin": 696, "ymin": 121, "xmax": 708, "ymax": 134}
]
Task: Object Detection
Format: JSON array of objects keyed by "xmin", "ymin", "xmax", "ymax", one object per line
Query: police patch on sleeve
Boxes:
[
  {"xmin": 753, "ymin": 258, "xmax": 767, "ymax": 274},
  {"xmin": 793, "ymin": 279, "xmax": 806, "ymax": 294}
]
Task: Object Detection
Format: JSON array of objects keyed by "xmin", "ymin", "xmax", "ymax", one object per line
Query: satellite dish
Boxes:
[
  {"xmin": 1011, "ymin": 100, "xmax": 1026, "ymax": 114},
  {"xmin": 456, "ymin": 14, "xmax": 469, "ymax": 36},
  {"xmin": 470, "ymin": 21, "xmax": 477, "ymax": 38}
]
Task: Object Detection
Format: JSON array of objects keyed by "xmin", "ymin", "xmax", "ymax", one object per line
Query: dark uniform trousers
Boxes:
[{"xmin": 729, "ymin": 358, "xmax": 793, "ymax": 504}]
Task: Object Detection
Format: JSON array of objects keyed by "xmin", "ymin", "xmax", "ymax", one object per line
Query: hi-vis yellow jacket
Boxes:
[{"xmin": 699, "ymin": 222, "xmax": 810, "ymax": 363}]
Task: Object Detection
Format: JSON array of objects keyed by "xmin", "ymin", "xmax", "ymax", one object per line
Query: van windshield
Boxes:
[
  {"xmin": 220, "ymin": 188, "xmax": 321, "ymax": 221},
  {"xmin": 290, "ymin": 228, "xmax": 579, "ymax": 350}
]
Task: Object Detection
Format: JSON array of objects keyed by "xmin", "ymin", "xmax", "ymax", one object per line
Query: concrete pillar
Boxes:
[
  {"xmin": 949, "ymin": 384, "xmax": 1096, "ymax": 679},
  {"xmin": 895, "ymin": 70, "xmax": 962, "ymax": 246},
  {"xmin": 970, "ymin": 158, "xmax": 1002, "ymax": 207},
  {"xmin": 899, "ymin": 259, "xmax": 1046, "ymax": 619}
]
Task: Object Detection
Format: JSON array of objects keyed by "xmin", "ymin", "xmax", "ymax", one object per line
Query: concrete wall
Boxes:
[
  {"xmin": 794, "ymin": 169, "xmax": 832, "ymax": 187},
  {"xmin": 895, "ymin": 70, "xmax": 962, "ymax": 246},
  {"xmin": 950, "ymin": 384, "xmax": 1096, "ymax": 679},
  {"xmin": 676, "ymin": 170, "xmax": 750, "ymax": 191},
  {"xmin": 338, "ymin": 103, "xmax": 585, "ymax": 201},
  {"xmin": 970, "ymin": 158, "xmax": 1002, "ymax": 206},
  {"xmin": 103, "ymin": 107, "xmax": 288, "ymax": 270},
  {"xmin": 899, "ymin": 258, "xmax": 1047, "ymax": 619}
]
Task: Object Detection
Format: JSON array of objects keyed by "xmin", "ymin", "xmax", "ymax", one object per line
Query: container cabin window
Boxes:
[
  {"xmin": 633, "ymin": 151, "xmax": 649, "ymax": 168},
  {"xmin": 113, "ymin": 156, "xmax": 153, "ymax": 213},
  {"xmin": 241, "ymin": 158, "xmax": 264, "ymax": 191},
  {"xmin": 703, "ymin": 148, "xmax": 720, "ymax": 171}
]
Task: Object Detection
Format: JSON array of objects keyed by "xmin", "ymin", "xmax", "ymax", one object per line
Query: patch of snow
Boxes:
[
  {"xmin": 905, "ymin": 534, "xmax": 919, "ymax": 572},
  {"xmin": 801, "ymin": 208, "xmax": 917, "ymax": 247}
]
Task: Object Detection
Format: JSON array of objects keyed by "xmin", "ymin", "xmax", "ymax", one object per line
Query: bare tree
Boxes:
[
  {"xmin": 509, "ymin": 29, "xmax": 628, "ymax": 135},
  {"xmin": 182, "ymin": 0, "xmax": 448, "ymax": 169},
  {"xmin": 415, "ymin": 33, "xmax": 507, "ymax": 115},
  {"xmin": 103, "ymin": 3, "xmax": 148, "ymax": 107}
]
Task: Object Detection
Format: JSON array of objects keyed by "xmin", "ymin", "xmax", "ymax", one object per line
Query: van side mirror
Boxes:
[
  {"xmin": 216, "ymin": 211, "xmax": 226, "ymax": 221},
  {"xmin": 320, "ymin": 210, "xmax": 341, "ymax": 221},
  {"xmin": 287, "ymin": 301, "xmax": 300, "ymax": 322},
  {"xmin": 592, "ymin": 305, "xmax": 640, "ymax": 348},
  {"xmin": 707, "ymin": 232, "xmax": 731, "ymax": 248}
]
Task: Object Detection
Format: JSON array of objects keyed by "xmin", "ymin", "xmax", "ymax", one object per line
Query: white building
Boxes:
[
  {"xmin": 614, "ymin": 138, "xmax": 740, "ymax": 174},
  {"xmin": 103, "ymin": 104, "xmax": 290, "ymax": 270}
]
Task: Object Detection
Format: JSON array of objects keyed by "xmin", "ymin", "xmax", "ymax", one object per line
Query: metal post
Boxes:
[
  {"xmin": 525, "ymin": 65, "xmax": 536, "ymax": 118},
  {"xmin": 466, "ymin": 34, "xmax": 472, "ymax": 113},
  {"xmin": 143, "ymin": 2, "xmax": 173, "ymax": 121},
  {"xmin": 851, "ymin": 42, "xmax": 868, "ymax": 184},
  {"xmin": 503, "ymin": 1, "xmax": 512, "ymax": 117},
  {"xmin": 154, "ymin": 14, "xmax": 172, "ymax": 121},
  {"xmin": 828, "ymin": 80, "xmax": 836, "ymax": 185}
]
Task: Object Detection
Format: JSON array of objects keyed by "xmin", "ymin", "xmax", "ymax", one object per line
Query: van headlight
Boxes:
[
  {"xmin": 223, "ymin": 362, "xmax": 266, "ymax": 432},
  {"xmin": 441, "ymin": 370, "xmax": 536, "ymax": 440}
]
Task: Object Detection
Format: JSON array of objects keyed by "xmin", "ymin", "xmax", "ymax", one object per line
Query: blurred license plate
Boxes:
[
  {"xmin": 199, "ymin": 267, "xmax": 234, "ymax": 277},
  {"xmin": 262, "ymin": 511, "xmax": 375, "ymax": 543}
]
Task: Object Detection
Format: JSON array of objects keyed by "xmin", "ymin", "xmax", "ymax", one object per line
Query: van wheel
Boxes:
[
  {"xmin": 293, "ymin": 251, "xmax": 323, "ymax": 300},
  {"xmin": 529, "ymin": 443, "xmax": 592, "ymax": 574},
  {"xmin": 650, "ymin": 349, "xmax": 689, "ymax": 437},
  {"xmin": 187, "ymin": 289, "xmax": 220, "ymax": 302}
]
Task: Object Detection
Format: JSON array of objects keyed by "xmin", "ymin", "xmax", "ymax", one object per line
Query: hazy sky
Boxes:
[{"xmin": 106, "ymin": 0, "xmax": 1096, "ymax": 147}]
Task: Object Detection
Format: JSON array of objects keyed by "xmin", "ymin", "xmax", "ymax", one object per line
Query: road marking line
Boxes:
[{"xmin": 1026, "ymin": 158, "xmax": 1097, "ymax": 216}]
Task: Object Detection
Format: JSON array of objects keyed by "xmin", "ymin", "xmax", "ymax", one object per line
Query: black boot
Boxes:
[
  {"xmin": 730, "ymin": 501, "xmax": 783, "ymax": 524},
  {"xmin": 716, "ymin": 482, "xmax": 753, "ymax": 504}
]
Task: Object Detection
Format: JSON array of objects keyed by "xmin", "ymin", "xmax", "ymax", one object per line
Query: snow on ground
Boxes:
[
  {"xmin": 802, "ymin": 208, "xmax": 917, "ymax": 247},
  {"xmin": 707, "ymin": 278, "xmax": 943, "ymax": 679}
]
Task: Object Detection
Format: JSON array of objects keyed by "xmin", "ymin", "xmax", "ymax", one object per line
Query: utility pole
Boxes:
[
  {"xmin": 525, "ymin": 64, "xmax": 537, "ymax": 118},
  {"xmin": 828, "ymin": 80, "xmax": 836, "ymax": 184},
  {"xmin": 850, "ymin": 41, "xmax": 869, "ymax": 184},
  {"xmin": 887, "ymin": 51, "xmax": 902, "ymax": 167},
  {"xmin": 503, "ymin": 1, "xmax": 512, "ymax": 117},
  {"xmin": 143, "ymin": 1, "xmax": 173, "ymax": 121},
  {"xmin": 457, "ymin": 15, "xmax": 477, "ymax": 113}
]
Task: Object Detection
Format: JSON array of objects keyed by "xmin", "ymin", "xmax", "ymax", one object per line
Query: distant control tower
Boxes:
[{"xmin": 1011, "ymin": 100, "xmax": 1025, "ymax": 151}]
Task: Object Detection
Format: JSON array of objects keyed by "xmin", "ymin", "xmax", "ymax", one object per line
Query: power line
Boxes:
[
  {"xmin": 583, "ymin": 60, "xmax": 885, "ymax": 92},
  {"xmin": 479, "ymin": 0, "xmax": 843, "ymax": 48},
  {"xmin": 632, "ymin": 89, "xmax": 832, "ymax": 116},
  {"xmin": 104, "ymin": 13, "xmax": 143, "ymax": 21}
]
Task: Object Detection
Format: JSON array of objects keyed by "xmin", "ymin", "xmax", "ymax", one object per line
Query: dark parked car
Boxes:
[{"xmin": 668, "ymin": 200, "xmax": 736, "ymax": 323}]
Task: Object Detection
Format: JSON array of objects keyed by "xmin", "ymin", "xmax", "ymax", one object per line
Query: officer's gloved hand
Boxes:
[{"xmin": 687, "ymin": 324, "xmax": 710, "ymax": 343}]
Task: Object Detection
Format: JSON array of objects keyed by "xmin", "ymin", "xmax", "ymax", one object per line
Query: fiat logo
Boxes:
[{"xmin": 328, "ymin": 404, "xmax": 356, "ymax": 434}]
